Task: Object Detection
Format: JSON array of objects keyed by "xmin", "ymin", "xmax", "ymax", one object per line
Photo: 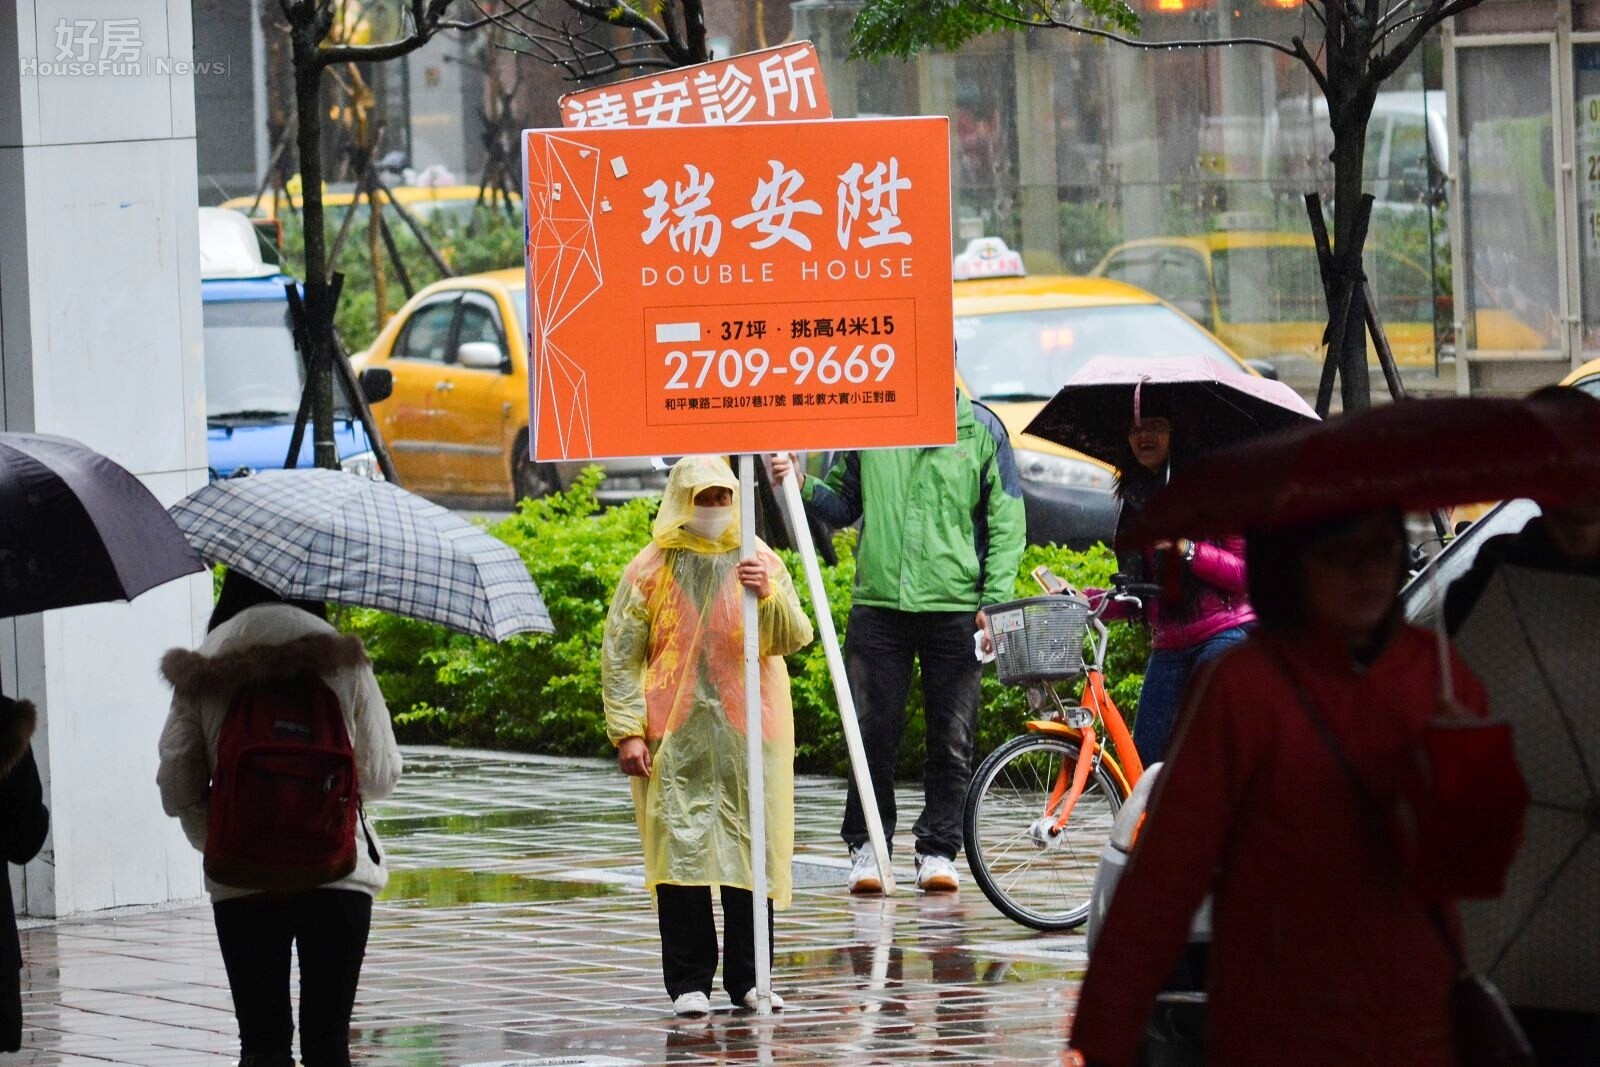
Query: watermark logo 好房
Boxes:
[{"xmin": 21, "ymin": 19, "xmax": 229, "ymax": 77}]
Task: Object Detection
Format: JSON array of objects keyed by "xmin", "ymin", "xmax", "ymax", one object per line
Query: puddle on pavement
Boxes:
[
  {"xmin": 372, "ymin": 809, "xmax": 624, "ymax": 844},
  {"xmin": 380, "ymin": 867, "xmax": 623, "ymax": 906}
]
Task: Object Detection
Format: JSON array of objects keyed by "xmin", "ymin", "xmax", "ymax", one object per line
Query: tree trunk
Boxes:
[
  {"xmin": 1327, "ymin": 113, "xmax": 1372, "ymax": 412},
  {"xmin": 682, "ymin": 0, "xmax": 711, "ymax": 63},
  {"xmin": 1319, "ymin": 0, "xmax": 1380, "ymax": 415},
  {"xmin": 290, "ymin": 25, "xmax": 340, "ymax": 469}
]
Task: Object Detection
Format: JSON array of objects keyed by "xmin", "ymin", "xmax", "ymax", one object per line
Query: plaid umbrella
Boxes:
[{"xmin": 170, "ymin": 470, "xmax": 552, "ymax": 640}]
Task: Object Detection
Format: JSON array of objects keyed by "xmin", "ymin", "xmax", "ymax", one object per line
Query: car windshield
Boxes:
[
  {"xmin": 204, "ymin": 301, "xmax": 303, "ymax": 418},
  {"xmin": 202, "ymin": 300, "xmax": 353, "ymax": 419},
  {"xmin": 511, "ymin": 290, "xmax": 528, "ymax": 334},
  {"xmin": 1211, "ymin": 246, "xmax": 1327, "ymax": 324},
  {"xmin": 955, "ymin": 304, "xmax": 1238, "ymax": 402}
]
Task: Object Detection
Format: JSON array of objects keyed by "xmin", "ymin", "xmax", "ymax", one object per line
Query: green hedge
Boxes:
[
  {"xmin": 277, "ymin": 207, "xmax": 524, "ymax": 353},
  {"xmin": 341, "ymin": 469, "xmax": 1149, "ymax": 776}
]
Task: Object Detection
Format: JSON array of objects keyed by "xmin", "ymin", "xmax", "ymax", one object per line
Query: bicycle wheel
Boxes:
[{"xmin": 963, "ymin": 733, "xmax": 1125, "ymax": 931}]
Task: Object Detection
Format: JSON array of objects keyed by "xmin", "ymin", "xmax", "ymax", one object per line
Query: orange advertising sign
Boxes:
[
  {"xmin": 558, "ymin": 42, "xmax": 830, "ymax": 129},
  {"xmin": 523, "ymin": 117, "xmax": 954, "ymax": 461}
]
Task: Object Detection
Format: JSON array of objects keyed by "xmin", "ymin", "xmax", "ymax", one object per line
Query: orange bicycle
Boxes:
[{"xmin": 963, "ymin": 567, "xmax": 1158, "ymax": 930}]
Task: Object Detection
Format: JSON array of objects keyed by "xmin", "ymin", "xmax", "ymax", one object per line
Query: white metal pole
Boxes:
[
  {"xmin": 1428, "ymin": 554, "xmax": 1456, "ymax": 704},
  {"xmin": 777, "ymin": 464, "xmax": 896, "ymax": 894},
  {"xmin": 739, "ymin": 455, "xmax": 773, "ymax": 1013}
]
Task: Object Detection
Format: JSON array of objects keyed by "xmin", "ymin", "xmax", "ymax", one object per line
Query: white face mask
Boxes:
[{"xmin": 683, "ymin": 505, "xmax": 733, "ymax": 541}]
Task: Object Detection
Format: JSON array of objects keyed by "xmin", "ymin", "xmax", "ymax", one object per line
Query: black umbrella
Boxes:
[{"xmin": 0, "ymin": 433, "xmax": 204, "ymax": 618}]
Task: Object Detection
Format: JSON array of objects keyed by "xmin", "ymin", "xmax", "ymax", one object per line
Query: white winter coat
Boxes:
[{"xmin": 156, "ymin": 603, "xmax": 403, "ymax": 902}]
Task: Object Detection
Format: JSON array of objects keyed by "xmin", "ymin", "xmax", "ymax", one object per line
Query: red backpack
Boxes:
[{"xmin": 204, "ymin": 671, "xmax": 365, "ymax": 893}]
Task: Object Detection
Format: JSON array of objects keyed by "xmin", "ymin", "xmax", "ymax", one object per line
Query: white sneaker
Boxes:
[
  {"xmin": 740, "ymin": 989, "xmax": 786, "ymax": 1011},
  {"xmin": 915, "ymin": 851, "xmax": 960, "ymax": 892},
  {"xmin": 672, "ymin": 990, "xmax": 711, "ymax": 1016},
  {"xmin": 848, "ymin": 844, "xmax": 883, "ymax": 894}
]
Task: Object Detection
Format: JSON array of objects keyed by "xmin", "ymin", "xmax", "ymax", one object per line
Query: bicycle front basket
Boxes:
[{"xmin": 985, "ymin": 595, "xmax": 1089, "ymax": 685}]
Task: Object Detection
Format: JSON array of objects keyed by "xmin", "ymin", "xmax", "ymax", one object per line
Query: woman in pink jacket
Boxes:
[{"xmin": 1101, "ymin": 408, "xmax": 1254, "ymax": 764}]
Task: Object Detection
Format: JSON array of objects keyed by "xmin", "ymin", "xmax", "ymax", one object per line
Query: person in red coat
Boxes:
[{"xmin": 1069, "ymin": 509, "xmax": 1521, "ymax": 1067}]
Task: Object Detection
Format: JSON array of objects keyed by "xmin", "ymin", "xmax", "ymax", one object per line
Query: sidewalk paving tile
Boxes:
[{"xmin": 7, "ymin": 749, "xmax": 1087, "ymax": 1065}]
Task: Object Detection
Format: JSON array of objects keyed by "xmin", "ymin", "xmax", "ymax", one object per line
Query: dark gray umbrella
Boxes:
[
  {"xmin": 1455, "ymin": 567, "xmax": 1600, "ymax": 1013},
  {"xmin": 1024, "ymin": 354, "xmax": 1318, "ymax": 468},
  {"xmin": 0, "ymin": 433, "xmax": 204, "ymax": 618},
  {"xmin": 170, "ymin": 470, "xmax": 553, "ymax": 640}
]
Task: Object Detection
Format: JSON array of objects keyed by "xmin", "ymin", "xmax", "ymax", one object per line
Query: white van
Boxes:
[{"xmin": 1267, "ymin": 89, "xmax": 1449, "ymax": 211}]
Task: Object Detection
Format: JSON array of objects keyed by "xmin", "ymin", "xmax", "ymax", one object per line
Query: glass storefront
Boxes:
[
  {"xmin": 1457, "ymin": 45, "xmax": 1560, "ymax": 353},
  {"xmin": 1575, "ymin": 43, "xmax": 1600, "ymax": 354},
  {"xmin": 1446, "ymin": 0, "xmax": 1600, "ymax": 387},
  {"xmin": 799, "ymin": 0, "xmax": 1449, "ymax": 385}
]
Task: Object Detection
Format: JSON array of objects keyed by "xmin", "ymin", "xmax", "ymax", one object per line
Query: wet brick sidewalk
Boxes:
[{"xmin": 8, "ymin": 749, "xmax": 1086, "ymax": 1065}]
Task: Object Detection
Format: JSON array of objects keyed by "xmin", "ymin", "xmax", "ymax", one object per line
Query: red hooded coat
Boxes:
[{"xmin": 1071, "ymin": 626, "xmax": 1501, "ymax": 1067}]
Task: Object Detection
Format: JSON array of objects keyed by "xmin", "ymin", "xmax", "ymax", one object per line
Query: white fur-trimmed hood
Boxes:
[{"xmin": 160, "ymin": 632, "xmax": 368, "ymax": 698}]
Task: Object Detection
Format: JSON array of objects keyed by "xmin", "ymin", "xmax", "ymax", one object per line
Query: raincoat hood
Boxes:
[{"xmin": 653, "ymin": 456, "xmax": 740, "ymax": 553}]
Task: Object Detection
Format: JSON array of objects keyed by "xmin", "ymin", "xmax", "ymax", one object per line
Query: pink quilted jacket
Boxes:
[{"xmin": 1095, "ymin": 536, "xmax": 1255, "ymax": 650}]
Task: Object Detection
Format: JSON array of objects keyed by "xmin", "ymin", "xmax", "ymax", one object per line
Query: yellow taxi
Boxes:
[
  {"xmin": 1092, "ymin": 230, "xmax": 1546, "ymax": 372},
  {"xmin": 353, "ymin": 268, "xmax": 665, "ymax": 505},
  {"xmin": 221, "ymin": 184, "xmax": 519, "ymax": 225},
  {"xmin": 1562, "ymin": 357, "xmax": 1600, "ymax": 396},
  {"xmin": 1440, "ymin": 359, "xmax": 1599, "ymax": 531},
  {"xmin": 951, "ymin": 238, "xmax": 1258, "ymax": 546},
  {"xmin": 1091, "ymin": 230, "xmax": 1442, "ymax": 367}
]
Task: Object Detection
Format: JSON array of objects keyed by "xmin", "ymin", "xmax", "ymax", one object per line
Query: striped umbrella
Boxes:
[{"xmin": 170, "ymin": 470, "xmax": 552, "ymax": 640}]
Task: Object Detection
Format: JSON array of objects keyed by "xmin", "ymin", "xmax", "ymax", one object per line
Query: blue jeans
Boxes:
[{"xmin": 1132, "ymin": 627, "xmax": 1251, "ymax": 766}]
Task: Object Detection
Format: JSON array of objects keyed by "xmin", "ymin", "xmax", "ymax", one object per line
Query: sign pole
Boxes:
[
  {"xmin": 739, "ymin": 454, "xmax": 773, "ymax": 1013},
  {"xmin": 777, "ymin": 466, "xmax": 896, "ymax": 895}
]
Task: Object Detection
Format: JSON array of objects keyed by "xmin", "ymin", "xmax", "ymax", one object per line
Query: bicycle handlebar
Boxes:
[
  {"xmin": 1030, "ymin": 566, "xmax": 1161, "ymax": 620},
  {"xmin": 1108, "ymin": 573, "xmax": 1163, "ymax": 598}
]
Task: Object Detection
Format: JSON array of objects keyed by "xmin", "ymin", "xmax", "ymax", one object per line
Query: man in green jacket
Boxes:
[{"xmin": 774, "ymin": 391, "xmax": 1026, "ymax": 892}]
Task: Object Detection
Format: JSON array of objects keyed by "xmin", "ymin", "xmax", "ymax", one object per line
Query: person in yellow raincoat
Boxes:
[{"xmin": 602, "ymin": 456, "xmax": 814, "ymax": 1017}]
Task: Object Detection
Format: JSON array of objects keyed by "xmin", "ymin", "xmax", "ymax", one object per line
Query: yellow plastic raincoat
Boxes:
[{"xmin": 602, "ymin": 456, "xmax": 814, "ymax": 908}]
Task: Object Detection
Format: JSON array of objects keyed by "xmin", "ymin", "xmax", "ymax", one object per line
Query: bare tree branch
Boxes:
[
  {"xmin": 1378, "ymin": 0, "xmax": 1420, "ymax": 28},
  {"xmin": 1371, "ymin": 0, "xmax": 1479, "ymax": 82},
  {"xmin": 1291, "ymin": 34, "xmax": 1333, "ymax": 100},
  {"xmin": 978, "ymin": 6, "xmax": 1305, "ymax": 60},
  {"xmin": 557, "ymin": 0, "xmax": 682, "ymax": 60},
  {"xmin": 495, "ymin": 40, "xmax": 681, "ymax": 78},
  {"xmin": 316, "ymin": 0, "xmax": 544, "ymax": 65},
  {"xmin": 1373, "ymin": 8, "xmax": 1427, "ymax": 46}
]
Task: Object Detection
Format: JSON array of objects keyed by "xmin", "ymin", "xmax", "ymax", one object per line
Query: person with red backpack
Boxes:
[{"xmin": 157, "ymin": 572, "xmax": 401, "ymax": 1067}]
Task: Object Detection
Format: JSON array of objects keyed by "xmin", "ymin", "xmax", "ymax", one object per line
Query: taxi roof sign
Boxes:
[{"xmin": 952, "ymin": 237, "xmax": 1025, "ymax": 281}]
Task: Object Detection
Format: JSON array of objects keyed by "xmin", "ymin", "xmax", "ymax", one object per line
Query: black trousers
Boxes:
[
  {"xmin": 840, "ymin": 605, "xmax": 983, "ymax": 859},
  {"xmin": 656, "ymin": 884, "xmax": 773, "ymax": 1002},
  {"xmin": 212, "ymin": 889, "xmax": 372, "ymax": 1067}
]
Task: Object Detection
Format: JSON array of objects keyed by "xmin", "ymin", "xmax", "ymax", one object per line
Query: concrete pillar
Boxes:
[
  {"xmin": 916, "ymin": 51, "xmax": 967, "ymax": 245},
  {"xmin": 0, "ymin": 0, "xmax": 210, "ymax": 916},
  {"xmin": 1217, "ymin": 39, "xmax": 1271, "ymax": 215},
  {"xmin": 790, "ymin": 1, "xmax": 858, "ymax": 118},
  {"xmin": 1015, "ymin": 42, "xmax": 1062, "ymax": 271},
  {"xmin": 409, "ymin": 31, "xmax": 476, "ymax": 179},
  {"xmin": 1108, "ymin": 47, "xmax": 1162, "ymax": 238}
]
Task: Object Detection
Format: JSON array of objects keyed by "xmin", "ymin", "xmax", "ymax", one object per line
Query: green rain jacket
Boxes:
[{"xmin": 802, "ymin": 392, "xmax": 1027, "ymax": 613}]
